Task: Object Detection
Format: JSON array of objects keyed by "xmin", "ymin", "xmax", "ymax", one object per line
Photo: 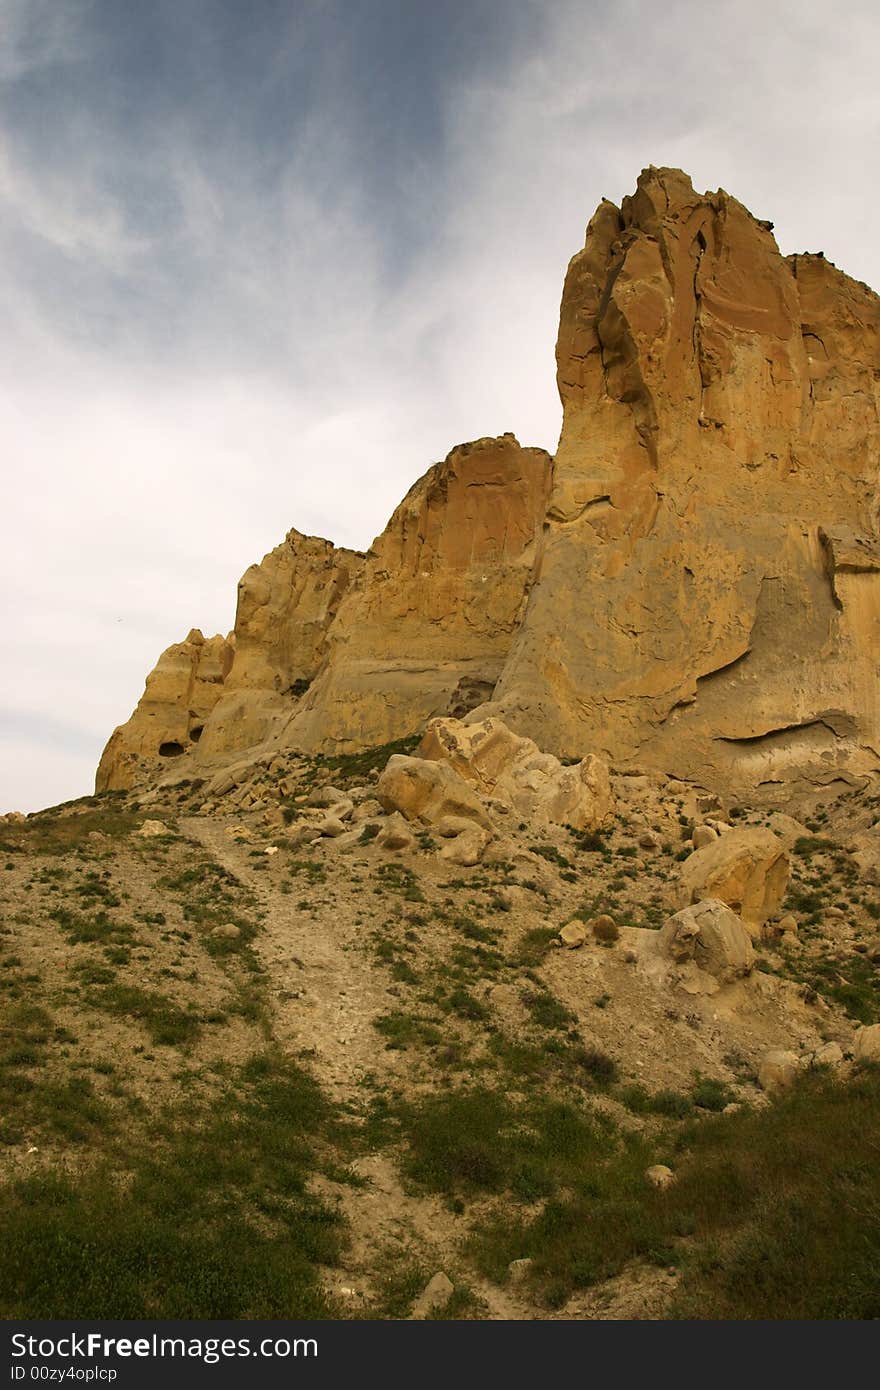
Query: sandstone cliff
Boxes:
[
  {"xmin": 96, "ymin": 629, "xmax": 234, "ymax": 791},
  {"xmin": 96, "ymin": 530, "xmax": 362, "ymax": 790},
  {"xmin": 97, "ymin": 168, "xmax": 880, "ymax": 799},
  {"xmin": 485, "ymin": 167, "xmax": 880, "ymax": 792},
  {"xmin": 96, "ymin": 436, "xmax": 550, "ymax": 789},
  {"xmin": 282, "ymin": 434, "xmax": 552, "ymax": 752}
]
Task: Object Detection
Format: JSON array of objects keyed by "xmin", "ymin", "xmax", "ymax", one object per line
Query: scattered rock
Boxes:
[
  {"xmin": 758, "ymin": 1049, "xmax": 801, "ymax": 1092},
  {"xmin": 559, "ymin": 921, "xmax": 587, "ymax": 949},
  {"xmin": 677, "ymin": 828, "xmax": 790, "ymax": 932},
  {"xmin": 659, "ymin": 899, "xmax": 754, "ymax": 983},
  {"xmin": 853, "ymin": 1024, "xmax": 880, "ymax": 1065},
  {"xmin": 411, "ymin": 1271, "xmax": 455, "ymax": 1319},
  {"xmin": 138, "ymin": 820, "xmax": 168, "ymax": 838},
  {"xmin": 645, "ymin": 1165, "xmax": 675, "ymax": 1190}
]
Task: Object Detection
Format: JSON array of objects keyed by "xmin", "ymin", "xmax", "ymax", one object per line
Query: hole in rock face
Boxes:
[
  {"xmin": 158, "ymin": 741, "xmax": 185, "ymax": 758},
  {"xmin": 189, "ymin": 725, "xmax": 204, "ymax": 743}
]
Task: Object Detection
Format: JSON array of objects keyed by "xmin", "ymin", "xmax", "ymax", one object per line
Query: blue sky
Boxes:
[{"xmin": 2, "ymin": 0, "xmax": 879, "ymax": 811}]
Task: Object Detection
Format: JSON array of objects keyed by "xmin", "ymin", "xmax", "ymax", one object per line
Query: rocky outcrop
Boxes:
[
  {"xmin": 96, "ymin": 533, "xmax": 361, "ymax": 791},
  {"xmin": 282, "ymin": 435, "xmax": 552, "ymax": 753},
  {"xmin": 483, "ymin": 167, "xmax": 880, "ymax": 794},
  {"xmin": 96, "ymin": 630, "xmax": 233, "ymax": 791},
  {"xmin": 418, "ymin": 715, "xmax": 612, "ymax": 830},
  {"xmin": 97, "ymin": 167, "xmax": 880, "ymax": 803}
]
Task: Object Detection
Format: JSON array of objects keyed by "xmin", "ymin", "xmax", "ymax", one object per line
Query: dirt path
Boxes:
[{"xmin": 181, "ymin": 817, "xmax": 405, "ymax": 1105}]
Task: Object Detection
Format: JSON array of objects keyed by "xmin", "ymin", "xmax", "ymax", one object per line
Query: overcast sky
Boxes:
[{"xmin": 2, "ymin": 0, "xmax": 878, "ymax": 813}]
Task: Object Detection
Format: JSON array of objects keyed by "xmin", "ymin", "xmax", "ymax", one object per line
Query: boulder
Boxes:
[
  {"xmin": 419, "ymin": 715, "xmax": 612, "ymax": 831},
  {"xmin": 376, "ymin": 755, "xmax": 492, "ymax": 829},
  {"xmin": 659, "ymin": 899, "xmax": 755, "ymax": 982},
  {"xmin": 317, "ymin": 817, "xmax": 347, "ymax": 838},
  {"xmin": 376, "ymin": 813, "xmax": 415, "ymax": 852},
  {"xmin": 676, "ymin": 828, "xmax": 789, "ymax": 931},
  {"xmin": 559, "ymin": 921, "xmax": 587, "ymax": 949},
  {"xmin": 138, "ymin": 820, "xmax": 168, "ymax": 838},
  {"xmin": 853, "ymin": 1024, "xmax": 880, "ymax": 1065},
  {"xmin": 692, "ymin": 825, "xmax": 718, "ymax": 850},
  {"xmin": 645, "ymin": 1165, "xmax": 675, "ymax": 1190},
  {"xmin": 210, "ymin": 923, "xmax": 241, "ymax": 941},
  {"xmin": 440, "ymin": 826, "xmax": 489, "ymax": 866},
  {"xmin": 758, "ymin": 1050, "xmax": 801, "ymax": 1092},
  {"xmin": 412, "ymin": 1272, "xmax": 454, "ymax": 1320}
]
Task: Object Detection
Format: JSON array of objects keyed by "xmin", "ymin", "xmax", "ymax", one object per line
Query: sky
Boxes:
[{"xmin": 1, "ymin": 0, "xmax": 878, "ymax": 813}]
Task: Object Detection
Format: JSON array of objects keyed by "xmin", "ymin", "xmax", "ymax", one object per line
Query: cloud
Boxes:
[{"xmin": 1, "ymin": 0, "xmax": 878, "ymax": 812}]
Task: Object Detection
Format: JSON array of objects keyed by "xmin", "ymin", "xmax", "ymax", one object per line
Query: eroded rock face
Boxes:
[
  {"xmin": 96, "ymin": 533, "xmax": 362, "ymax": 790},
  {"xmin": 96, "ymin": 630, "xmax": 234, "ymax": 791},
  {"xmin": 282, "ymin": 435, "xmax": 552, "ymax": 753},
  {"xmin": 418, "ymin": 715, "xmax": 612, "ymax": 831},
  {"xmin": 97, "ymin": 168, "xmax": 880, "ymax": 804},
  {"xmin": 483, "ymin": 167, "xmax": 880, "ymax": 793}
]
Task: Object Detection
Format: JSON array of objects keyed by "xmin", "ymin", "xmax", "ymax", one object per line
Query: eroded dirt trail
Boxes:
[{"xmin": 181, "ymin": 817, "xmax": 403, "ymax": 1105}]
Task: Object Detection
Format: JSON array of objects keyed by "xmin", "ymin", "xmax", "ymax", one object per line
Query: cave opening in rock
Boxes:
[
  {"xmin": 189, "ymin": 725, "xmax": 204, "ymax": 743},
  {"xmin": 158, "ymin": 741, "xmax": 185, "ymax": 757}
]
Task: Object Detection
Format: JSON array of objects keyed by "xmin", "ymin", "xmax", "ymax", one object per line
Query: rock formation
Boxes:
[
  {"xmin": 282, "ymin": 434, "xmax": 552, "ymax": 753},
  {"xmin": 97, "ymin": 168, "xmax": 880, "ymax": 801},
  {"xmin": 485, "ymin": 167, "xmax": 880, "ymax": 792},
  {"xmin": 96, "ymin": 630, "xmax": 233, "ymax": 791}
]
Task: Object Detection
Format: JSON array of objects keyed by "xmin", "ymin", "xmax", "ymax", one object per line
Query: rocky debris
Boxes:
[
  {"xmin": 209, "ymin": 923, "xmax": 241, "ymax": 941},
  {"xmin": 507, "ymin": 1258, "xmax": 534, "ymax": 1285},
  {"xmin": 853, "ymin": 1024, "xmax": 880, "ymax": 1065},
  {"xmin": 659, "ymin": 899, "xmax": 755, "ymax": 983},
  {"xmin": 692, "ymin": 825, "xmax": 718, "ymax": 850},
  {"xmin": 758, "ymin": 1049, "xmax": 802, "ymax": 1092},
  {"xmin": 419, "ymin": 716, "xmax": 612, "ymax": 831},
  {"xmin": 645, "ymin": 1165, "xmax": 676, "ymax": 1191},
  {"xmin": 0, "ymin": 811, "xmax": 26, "ymax": 824},
  {"xmin": 676, "ymin": 828, "xmax": 789, "ymax": 932},
  {"xmin": 592, "ymin": 914, "xmax": 619, "ymax": 944},
  {"xmin": 439, "ymin": 825, "xmax": 490, "ymax": 867},
  {"xmin": 138, "ymin": 820, "xmax": 168, "ymax": 838},
  {"xmin": 376, "ymin": 756, "xmax": 492, "ymax": 829},
  {"xmin": 559, "ymin": 922, "xmax": 587, "ymax": 949},
  {"xmin": 375, "ymin": 813, "xmax": 415, "ymax": 852},
  {"xmin": 411, "ymin": 1271, "xmax": 455, "ymax": 1320}
]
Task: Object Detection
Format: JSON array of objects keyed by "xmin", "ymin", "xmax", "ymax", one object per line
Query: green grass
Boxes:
[
  {"xmin": 0, "ymin": 1051, "xmax": 348, "ymax": 1318},
  {"xmin": 463, "ymin": 1068, "xmax": 880, "ymax": 1317}
]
